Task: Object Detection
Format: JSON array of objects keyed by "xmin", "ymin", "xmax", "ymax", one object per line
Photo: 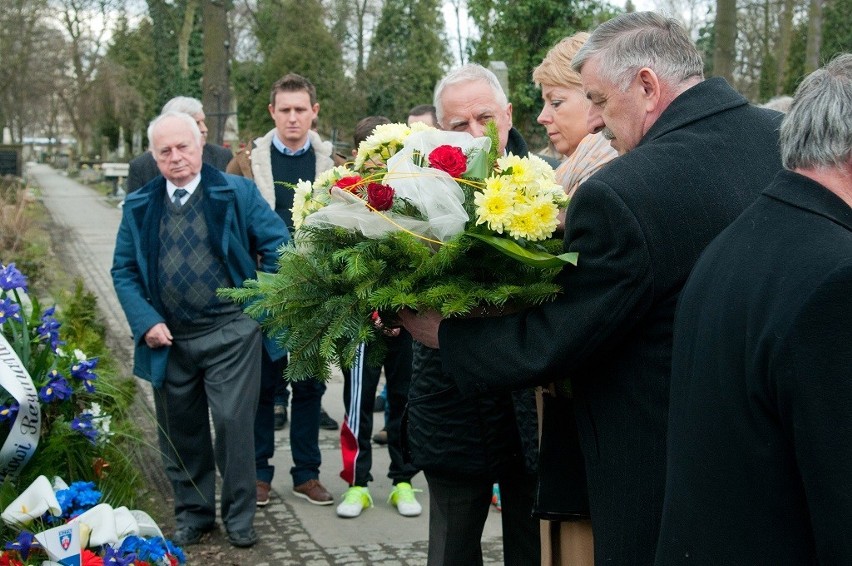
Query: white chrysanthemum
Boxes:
[
  {"xmin": 291, "ymin": 179, "xmax": 315, "ymax": 230},
  {"xmin": 354, "ymin": 123, "xmax": 411, "ymax": 169},
  {"xmin": 315, "ymin": 166, "xmax": 355, "ymax": 190},
  {"xmin": 409, "ymin": 122, "xmax": 437, "ymax": 133}
]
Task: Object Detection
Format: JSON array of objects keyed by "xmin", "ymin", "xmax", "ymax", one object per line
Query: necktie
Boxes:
[{"xmin": 172, "ymin": 188, "xmax": 188, "ymax": 206}]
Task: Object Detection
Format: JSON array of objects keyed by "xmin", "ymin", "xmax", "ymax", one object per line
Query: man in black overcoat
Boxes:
[
  {"xmin": 400, "ymin": 12, "xmax": 784, "ymax": 564},
  {"xmin": 656, "ymin": 54, "xmax": 852, "ymax": 565}
]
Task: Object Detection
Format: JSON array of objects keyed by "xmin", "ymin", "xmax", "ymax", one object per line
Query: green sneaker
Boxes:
[
  {"xmin": 389, "ymin": 482, "xmax": 422, "ymax": 517},
  {"xmin": 336, "ymin": 486, "xmax": 372, "ymax": 518}
]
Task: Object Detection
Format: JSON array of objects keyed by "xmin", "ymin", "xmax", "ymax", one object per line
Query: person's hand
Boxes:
[
  {"xmin": 144, "ymin": 322, "xmax": 173, "ymax": 348},
  {"xmin": 371, "ymin": 311, "xmax": 401, "ymax": 337},
  {"xmin": 398, "ymin": 308, "xmax": 442, "ymax": 349}
]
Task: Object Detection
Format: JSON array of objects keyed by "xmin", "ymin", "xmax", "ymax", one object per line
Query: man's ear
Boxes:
[
  {"xmin": 637, "ymin": 68, "xmax": 662, "ymax": 112},
  {"xmin": 505, "ymin": 102, "xmax": 513, "ymax": 127},
  {"xmin": 268, "ymin": 104, "xmax": 275, "ymax": 119}
]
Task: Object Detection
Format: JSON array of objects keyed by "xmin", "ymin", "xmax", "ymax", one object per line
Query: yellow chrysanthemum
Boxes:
[
  {"xmin": 505, "ymin": 205, "xmax": 539, "ymax": 240},
  {"xmin": 496, "ymin": 154, "xmax": 535, "ymax": 188},
  {"xmin": 528, "ymin": 197, "xmax": 560, "ymax": 240},
  {"xmin": 474, "ymin": 184, "xmax": 515, "ymax": 233},
  {"xmin": 505, "ymin": 195, "xmax": 560, "ymax": 241}
]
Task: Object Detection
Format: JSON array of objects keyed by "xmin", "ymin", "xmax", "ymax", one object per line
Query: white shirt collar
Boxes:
[{"xmin": 166, "ymin": 173, "xmax": 202, "ymax": 205}]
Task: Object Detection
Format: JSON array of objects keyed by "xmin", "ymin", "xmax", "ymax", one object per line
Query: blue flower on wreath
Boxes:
[
  {"xmin": 71, "ymin": 356, "xmax": 99, "ymax": 392},
  {"xmin": 102, "ymin": 544, "xmax": 136, "ymax": 565},
  {"xmin": 71, "ymin": 412, "xmax": 98, "ymax": 444},
  {"xmin": 39, "ymin": 370, "xmax": 72, "ymax": 403},
  {"xmin": 5, "ymin": 530, "xmax": 40, "ymax": 560},
  {"xmin": 0, "ymin": 402, "xmax": 19, "ymax": 425},
  {"xmin": 120, "ymin": 535, "xmax": 182, "ymax": 563},
  {"xmin": 0, "ymin": 296, "xmax": 21, "ymax": 324},
  {"xmin": 166, "ymin": 538, "xmax": 187, "ymax": 563},
  {"xmin": 0, "ymin": 262, "xmax": 28, "ymax": 292},
  {"xmin": 36, "ymin": 305, "xmax": 64, "ymax": 352},
  {"xmin": 55, "ymin": 481, "xmax": 102, "ymax": 518}
]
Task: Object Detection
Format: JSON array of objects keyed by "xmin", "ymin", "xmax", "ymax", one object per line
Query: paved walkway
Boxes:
[{"xmin": 24, "ymin": 163, "xmax": 504, "ymax": 565}]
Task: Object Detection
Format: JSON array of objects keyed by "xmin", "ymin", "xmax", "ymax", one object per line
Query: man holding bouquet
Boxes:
[
  {"xmin": 404, "ymin": 63, "xmax": 542, "ymax": 566},
  {"xmin": 401, "ymin": 12, "xmax": 785, "ymax": 564}
]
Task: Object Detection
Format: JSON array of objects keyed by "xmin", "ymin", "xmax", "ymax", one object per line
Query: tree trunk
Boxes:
[
  {"xmin": 178, "ymin": 0, "xmax": 199, "ymax": 74},
  {"xmin": 776, "ymin": 0, "xmax": 795, "ymax": 94},
  {"xmin": 805, "ymin": 0, "xmax": 823, "ymax": 72},
  {"xmin": 713, "ymin": 0, "xmax": 737, "ymax": 83},
  {"xmin": 202, "ymin": 0, "xmax": 230, "ymax": 146}
]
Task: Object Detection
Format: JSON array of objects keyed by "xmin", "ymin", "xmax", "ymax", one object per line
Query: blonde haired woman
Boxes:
[{"xmin": 531, "ymin": 32, "xmax": 617, "ymax": 566}]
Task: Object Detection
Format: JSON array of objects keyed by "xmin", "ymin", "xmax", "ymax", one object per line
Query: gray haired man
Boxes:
[
  {"xmin": 126, "ymin": 96, "xmax": 233, "ymax": 192},
  {"xmin": 659, "ymin": 53, "xmax": 852, "ymax": 565}
]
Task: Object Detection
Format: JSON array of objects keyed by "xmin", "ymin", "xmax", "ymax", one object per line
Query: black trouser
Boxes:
[
  {"xmin": 425, "ymin": 463, "xmax": 540, "ymax": 566},
  {"xmin": 340, "ymin": 331, "xmax": 419, "ymax": 487}
]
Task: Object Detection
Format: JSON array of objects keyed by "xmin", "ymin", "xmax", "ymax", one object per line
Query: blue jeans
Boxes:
[{"xmin": 254, "ymin": 351, "xmax": 326, "ymax": 486}]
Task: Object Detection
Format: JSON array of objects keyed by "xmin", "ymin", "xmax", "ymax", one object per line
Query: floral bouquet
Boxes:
[{"xmin": 223, "ymin": 123, "xmax": 577, "ymax": 381}]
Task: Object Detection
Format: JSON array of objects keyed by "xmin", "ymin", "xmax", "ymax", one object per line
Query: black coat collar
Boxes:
[
  {"xmin": 640, "ymin": 78, "xmax": 753, "ymax": 148},
  {"xmin": 764, "ymin": 169, "xmax": 852, "ymax": 232}
]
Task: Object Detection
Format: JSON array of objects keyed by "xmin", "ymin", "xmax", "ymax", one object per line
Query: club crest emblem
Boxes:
[{"xmin": 59, "ymin": 528, "xmax": 72, "ymax": 551}]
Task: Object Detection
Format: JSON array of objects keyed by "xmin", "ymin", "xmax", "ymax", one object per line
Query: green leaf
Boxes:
[
  {"xmin": 465, "ymin": 232, "xmax": 578, "ymax": 268},
  {"xmin": 464, "ymin": 145, "xmax": 491, "ymax": 179}
]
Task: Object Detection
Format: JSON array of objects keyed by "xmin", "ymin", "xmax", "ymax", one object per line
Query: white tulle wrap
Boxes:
[{"xmin": 303, "ymin": 131, "xmax": 491, "ymax": 243}]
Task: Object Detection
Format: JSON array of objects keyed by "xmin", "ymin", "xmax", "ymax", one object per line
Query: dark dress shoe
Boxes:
[
  {"xmin": 172, "ymin": 523, "xmax": 215, "ymax": 546},
  {"xmin": 319, "ymin": 408, "xmax": 338, "ymax": 430},
  {"xmin": 227, "ymin": 528, "xmax": 258, "ymax": 548},
  {"xmin": 274, "ymin": 405, "xmax": 288, "ymax": 430}
]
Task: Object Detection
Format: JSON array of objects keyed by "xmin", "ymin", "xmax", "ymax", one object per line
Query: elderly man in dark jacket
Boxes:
[
  {"xmin": 657, "ymin": 54, "xmax": 852, "ymax": 565},
  {"xmin": 125, "ymin": 96, "xmax": 232, "ymax": 193},
  {"xmin": 401, "ymin": 12, "xmax": 784, "ymax": 565},
  {"xmin": 112, "ymin": 111, "xmax": 287, "ymax": 549}
]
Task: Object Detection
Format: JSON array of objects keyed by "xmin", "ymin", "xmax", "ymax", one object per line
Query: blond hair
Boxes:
[{"xmin": 532, "ymin": 32, "xmax": 591, "ymax": 89}]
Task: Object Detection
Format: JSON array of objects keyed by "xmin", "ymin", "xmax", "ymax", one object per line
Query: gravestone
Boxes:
[{"xmin": 0, "ymin": 145, "xmax": 22, "ymax": 177}]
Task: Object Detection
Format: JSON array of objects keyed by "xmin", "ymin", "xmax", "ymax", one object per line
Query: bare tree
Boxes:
[
  {"xmin": 322, "ymin": 0, "xmax": 382, "ymax": 81},
  {"xmin": 179, "ymin": 0, "xmax": 200, "ymax": 73},
  {"xmin": 0, "ymin": 0, "xmax": 60, "ymax": 142},
  {"xmin": 51, "ymin": 0, "xmax": 119, "ymax": 157},
  {"xmin": 202, "ymin": 0, "xmax": 231, "ymax": 145},
  {"xmin": 446, "ymin": 0, "xmax": 466, "ymax": 64},
  {"xmin": 775, "ymin": 0, "xmax": 796, "ymax": 93},
  {"xmin": 805, "ymin": 0, "xmax": 823, "ymax": 72},
  {"xmin": 654, "ymin": 0, "xmax": 711, "ymax": 37},
  {"xmin": 713, "ymin": 0, "xmax": 737, "ymax": 82}
]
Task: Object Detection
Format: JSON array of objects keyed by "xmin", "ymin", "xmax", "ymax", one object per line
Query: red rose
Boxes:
[
  {"xmin": 428, "ymin": 145, "xmax": 467, "ymax": 177},
  {"xmin": 334, "ymin": 175, "xmax": 363, "ymax": 193},
  {"xmin": 366, "ymin": 182, "xmax": 394, "ymax": 211}
]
